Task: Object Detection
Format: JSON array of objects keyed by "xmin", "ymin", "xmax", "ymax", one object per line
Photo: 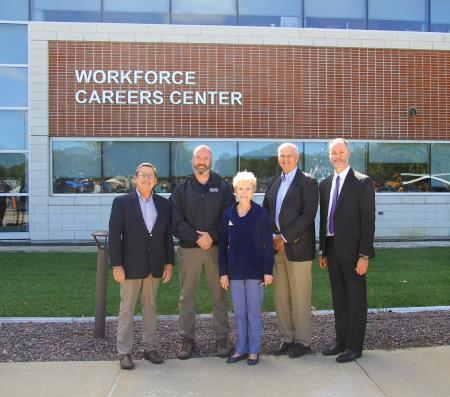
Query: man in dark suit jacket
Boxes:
[
  {"xmin": 263, "ymin": 143, "xmax": 318, "ymax": 358},
  {"xmin": 319, "ymin": 138, "xmax": 375, "ymax": 363},
  {"xmin": 109, "ymin": 163, "xmax": 174, "ymax": 370}
]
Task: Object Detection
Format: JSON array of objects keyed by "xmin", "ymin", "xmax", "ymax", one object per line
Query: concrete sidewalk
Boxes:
[{"xmin": 1, "ymin": 346, "xmax": 449, "ymax": 397}]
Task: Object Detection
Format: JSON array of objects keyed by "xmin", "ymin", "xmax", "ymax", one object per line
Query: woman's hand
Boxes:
[
  {"xmin": 263, "ymin": 274, "xmax": 273, "ymax": 287},
  {"xmin": 220, "ymin": 275, "xmax": 229, "ymax": 291}
]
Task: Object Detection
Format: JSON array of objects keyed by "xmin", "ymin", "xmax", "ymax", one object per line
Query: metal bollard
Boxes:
[{"xmin": 91, "ymin": 230, "xmax": 109, "ymax": 339}]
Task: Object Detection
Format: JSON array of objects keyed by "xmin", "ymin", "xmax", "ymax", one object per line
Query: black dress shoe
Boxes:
[
  {"xmin": 273, "ymin": 342, "xmax": 294, "ymax": 356},
  {"xmin": 247, "ymin": 354, "xmax": 259, "ymax": 366},
  {"xmin": 226, "ymin": 353, "xmax": 249, "ymax": 364},
  {"xmin": 336, "ymin": 348, "xmax": 362, "ymax": 363},
  {"xmin": 119, "ymin": 354, "xmax": 134, "ymax": 370},
  {"xmin": 144, "ymin": 350, "xmax": 164, "ymax": 364},
  {"xmin": 322, "ymin": 343, "xmax": 346, "ymax": 356},
  {"xmin": 288, "ymin": 343, "xmax": 311, "ymax": 358}
]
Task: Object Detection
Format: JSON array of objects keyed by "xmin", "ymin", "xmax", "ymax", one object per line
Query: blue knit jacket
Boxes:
[{"xmin": 219, "ymin": 201, "xmax": 274, "ymax": 280}]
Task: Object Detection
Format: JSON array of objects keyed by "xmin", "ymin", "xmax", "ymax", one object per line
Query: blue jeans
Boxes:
[{"xmin": 230, "ymin": 279, "xmax": 264, "ymax": 354}]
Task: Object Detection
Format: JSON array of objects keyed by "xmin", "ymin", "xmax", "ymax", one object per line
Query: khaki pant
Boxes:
[
  {"xmin": 273, "ymin": 251, "xmax": 312, "ymax": 346},
  {"xmin": 178, "ymin": 246, "xmax": 230, "ymax": 340},
  {"xmin": 116, "ymin": 274, "xmax": 159, "ymax": 355}
]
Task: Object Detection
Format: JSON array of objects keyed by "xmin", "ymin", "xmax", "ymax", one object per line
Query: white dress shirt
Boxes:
[{"xmin": 326, "ymin": 165, "xmax": 350, "ymax": 236}]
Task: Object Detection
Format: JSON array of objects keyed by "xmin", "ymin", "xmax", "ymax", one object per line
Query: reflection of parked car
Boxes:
[{"xmin": 53, "ymin": 178, "xmax": 95, "ymax": 193}]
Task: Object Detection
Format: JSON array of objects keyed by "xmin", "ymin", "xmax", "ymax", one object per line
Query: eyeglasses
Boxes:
[{"xmin": 136, "ymin": 172, "xmax": 156, "ymax": 179}]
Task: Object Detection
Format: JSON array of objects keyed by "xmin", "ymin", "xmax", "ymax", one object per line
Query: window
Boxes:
[
  {"xmin": 31, "ymin": 0, "xmax": 101, "ymax": 22},
  {"xmin": 0, "ymin": 67, "xmax": 28, "ymax": 107},
  {"xmin": 52, "ymin": 141, "xmax": 101, "ymax": 194},
  {"xmin": 102, "ymin": 141, "xmax": 170, "ymax": 193},
  {"xmin": 238, "ymin": 141, "xmax": 280, "ymax": 192},
  {"xmin": 0, "ymin": 0, "xmax": 29, "ymax": 21},
  {"xmin": 430, "ymin": 143, "xmax": 450, "ymax": 192},
  {"xmin": 172, "ymin": 0, "xmax": 237, "ymax": 25},
  {"xmin": 238, "ymin": 0, "xmax": 301, "ymax": 27},
  {"xmin": 0, "ymin": 111, "xmax": 27, "ymax": 150},
  {"xmin": 368, "ymin": 143, "xmax": 429, "ymax": 192},
  {"xmin": 103, "ymin": 0, "xmax": 170, "ymax": 24},
  {"xmin": 305, "ymin": 0, "xmax": 365, "ymax": 29},
  {"xmin": 171, "ymin": 141, "xmax": 237, "ymax": 186},
  {"xmin": 0, "ymin": 24, "xmax": 28, "ymax": 64},
  {"xmin": 430, "ymin": 0, "xmax": 450, "ymax": 32},
  {"xmin": 368, "ymin": 0, "xmax": 426, "ymax": 31}
]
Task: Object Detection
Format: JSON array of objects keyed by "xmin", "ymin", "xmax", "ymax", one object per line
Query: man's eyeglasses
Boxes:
[{"xmin": 136, "ymin": 172, "xmax": 156, "ymax": 179}]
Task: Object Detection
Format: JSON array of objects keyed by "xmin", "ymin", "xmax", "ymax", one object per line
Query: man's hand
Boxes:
[
  {"xmin": 319, "ymin": 255, "xmax": 328, "ymax": 270},
  {"xmin": 112, "ymin": 265, "xmax": 126, "ymax": 284},
  {"xmin": 162, "ymin": 264, "xmax": 173, "ymax": 284},
  {"xmin": 273, "ymin": 235, "xmax": 285, "ymax": 252},
  {"xmin": 220, "ymin": 275, "xmax": 229, "ymax": 291},
  {"xmin": 355, "ymin": 257, "xmax": 369, "ymax": 275},
  {"xmin": 197, "ymin": 231, "xmax": 213, "ymax": 250}
]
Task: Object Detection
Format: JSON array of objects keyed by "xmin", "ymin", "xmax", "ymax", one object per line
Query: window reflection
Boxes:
[
  {"xmin": 0, "ymin": 67, "xmax": 28, "ymax": 107},
  {"xmin": 239, "ymin": 141, "xmax": 281, "ymax": 192},
  {"xmin": 430, "ymin": 143, "xmax": 450, "ymax": 192},
  {"xmin": 0, "ymin": 153, "xmax": 27, "ymax": 193},
  {"xmin": 103, "ymin": 0, "xmax": 169, "ymax": 24},
  {"xmin": 368, "ymin": 143, "xmax": 429, "ymax": 192},
  {"xmin": 0, "ymin": 195, "xmax": 28, "ymax": 232},
  {"xmin": 0, "ymin": 24, "xmax": 28, "ymax": 64},
  {"xmin": 430, "ymin": 0, "xmax": 450, "ymax": 32},
  {"xmin": 368, "ymin": 0, "xmax": 426, "ymax": 31},
  {"xmin": 31, "ymin": 0, "xmax": 101, "ymax": 22},
  {"xmin": 0, "ymin": 110, "xmax": 27, "ymax": 150},
  {"xmin": 172, "ymin": 0, "xmax": 237, "ymax": 25},
  {"xmin": 305, "ymin": 0, "xmax": 365, "ymax": 29},
  {"xmin": 103, "ymin": 141, "xmax": 170, "ymax": 193},
  {"xmin": 0, "ymin": 0, "xmax": 29, "ymax": 21},
  {"xmin": 238, "ymin": 0, "xmax": 300, "ymax": 27}
]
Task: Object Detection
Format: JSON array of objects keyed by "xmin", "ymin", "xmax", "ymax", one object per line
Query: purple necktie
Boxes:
[{"xmin": 329, "ymin": 175, "xmax": 340, "ymax": 235}]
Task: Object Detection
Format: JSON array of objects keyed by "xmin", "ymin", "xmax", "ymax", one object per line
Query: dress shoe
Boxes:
[
  {"xmin": 144, "ymin": 350, "xmax": 164, "ymax": 364},
  {"xmin": 247, "ymin": 354, "xmax": 259, "ymax": 366},
  {"xmin": 322, "ymin": 343, "xmax": 346, "ymax": 356},
  {"xmin": 216, "ymin": 337, "xmax": 234, "ymax": 358},
  {"xmin": 288, "ymin": 343, "xmax": 311, "ymax": 358},
  {"xmin": 272, "ymin": 342, "xmax": 294, "ymax": 356},
  {"xmin": 226, "ymin": 353, "xmax": 249, "ymax": 364},
  {"xmin": 119, "ymin": 354, "xmax": 134, "ymax": 370},
  {"xmin": 178, "ymin": 337, "xmax": 195, "ymax": 360},
  {"xmin": 336, "ymin": 348, "xmax": 362, "ymax": 363}
]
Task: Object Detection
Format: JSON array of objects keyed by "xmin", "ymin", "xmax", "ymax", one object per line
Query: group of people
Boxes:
[{"xmin": 108, "ymin": 138, "xmax": 375, "ymax": 370}]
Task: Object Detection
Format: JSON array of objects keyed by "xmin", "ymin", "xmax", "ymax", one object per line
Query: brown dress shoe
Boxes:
[
  {"xmin": 144, "ymin": 350, "xmax": 164, "ymax": 364},
  {"xmin": 178, "ymin": 338, "xmax": 195, "ymax": 360},
  {"xmin": 119, "ymin": 354, "xmax": 134, "ymax": 370}
]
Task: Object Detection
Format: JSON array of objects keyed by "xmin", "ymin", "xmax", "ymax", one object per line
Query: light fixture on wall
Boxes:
[{"xmin": 408, "ymin": 107, "xmax": 417, "ymax": 117}]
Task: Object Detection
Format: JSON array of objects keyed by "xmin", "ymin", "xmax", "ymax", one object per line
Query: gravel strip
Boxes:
[{"xmin": 1, "ymin": 311, "xmax": 448, "ymax": 362}]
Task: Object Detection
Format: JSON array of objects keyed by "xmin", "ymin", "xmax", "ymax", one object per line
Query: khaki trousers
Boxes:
[
  {"xmin": 273, "ymin": 251, "xmax": 312, "ymax": 346},
  {"xmin": 178, "ymin": 246, "xmax": 230, "ymax": 340},
  {"xmin": 116, "ymin": 274, "xmax": 159, "ymax": 355}
]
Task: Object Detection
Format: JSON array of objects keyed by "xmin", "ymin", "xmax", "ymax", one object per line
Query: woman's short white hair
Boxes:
[{"xmin": 233, "ymin": 171, "xmax": 257, "ymax": 190}]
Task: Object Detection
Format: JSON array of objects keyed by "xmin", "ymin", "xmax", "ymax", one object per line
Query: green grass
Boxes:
[{"xmin": 1, "ymin": 248, "xmax": 449, "ymax": 317}]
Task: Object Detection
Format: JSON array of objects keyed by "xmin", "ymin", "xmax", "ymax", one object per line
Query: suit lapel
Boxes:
[
  {"xmin": 269, "ymin": 176, "xmax": 282, "ymax": 226},
  {"xmin": 323, "ymin": 176, "xmax": 332, "ymax": 206},
  {"xmin": 282, "ymin": 168, "xmax": 301, "ymax": 208},
  {"xmin": 336, "ymin": 168, "xmax": 355, "ymax": 209},
  {"xmin": 131, "ymin": 190, "xmax": 150, "ymax": 232}
]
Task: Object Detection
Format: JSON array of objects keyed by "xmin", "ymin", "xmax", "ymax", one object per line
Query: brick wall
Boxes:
[{"xmin": 49, "ymin": 41, "xmax": 450, "ymax": 141}]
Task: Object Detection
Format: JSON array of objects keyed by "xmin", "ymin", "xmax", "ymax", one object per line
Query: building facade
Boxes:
[{"xmin": 1, "ymin": 1, "xmax": 450, "ymax": 241}]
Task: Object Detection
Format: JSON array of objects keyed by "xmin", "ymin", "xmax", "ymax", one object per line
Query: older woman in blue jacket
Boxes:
[{"xmin": 219, "ymin": 171, "xmax": 274, "ymax": 365}]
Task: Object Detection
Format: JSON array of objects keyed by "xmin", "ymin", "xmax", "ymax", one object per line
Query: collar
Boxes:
[
  {"xmin": 281, "ymin": 167, "xmax": 297, "ymax": 183},
  {"xmin": 334, "ymin": 165, "xmax": 350, "ymax": 180},
  {"xmin": 136, "ymin": 188, "xmax": 153, "ymax": 202}
]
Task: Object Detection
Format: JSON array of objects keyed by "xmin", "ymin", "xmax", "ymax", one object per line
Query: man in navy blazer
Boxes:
[
  {"xmin": 263, "ymin": 143, "xmax": 319, "ymax": 359},
  {"xmin": 109, "ymin": 163, "xmax": 174, "ymax": 370},
  {"xmin": 319, "ymin": 138, "xmax": 375, "ymax": 363}
]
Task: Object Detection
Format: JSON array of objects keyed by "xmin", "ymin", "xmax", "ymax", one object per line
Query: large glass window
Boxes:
[
  {"xmin": 238, "ymin": 0, "xmax": 301, "ymax": 27},
  {"xmin": 368, "ymin": 0, "xmax": 426, "ymax": 31},
  {"xmin": 0, "ymin": 24, "xmax": 27, "ymax": 64},
  {"xmin": 103, "ymin": 0, "xmax": 170, "ymax": 24},
  {"xmin": 0, "ymin": 195, "xmax": 28, "ymax": 232},
  {"xmin": 305, "ymin": 0, "xmax": 365, "ymax": 29},
  {"xmin": 172, "ymin": 0, "xmax": 237, "ymax": 25},
  {"xmin": 368, "ymin": 143, "xmax": 429, "ymax": 192},
  {"xmin": 430, "ymin": 0, "xmax": 450, "ymax": 32},
  {"xmin": 102, "ymin": 141, "xmax": 170, "ymax": 193},
  {"xmin": 0, "ymin": 67, "xmax": 28, "ymax": 107},
  {"xmin": 0, "ymin": 111, "xmax": 27, "ymax": 150},
  {"xmin": 430, "ymin": 143, "xmax": 450, "ymax": 192},
  {"xmin": 52, "ymin": 141, "xmax": 101, "ymax": 194},
  {"xmin": 171, "ymin": 141, "xmax": 237, "ymax": 186},
  {"xmin": 0, "ymin": 153, "xmax": 27, "ymax": 193},
  {"xmin": 31, "ymin": 0, "xmax": 102, "ymax": 22},
  {"xmin": 0, "ymin": 0, "xmax": 29, "ymax": 21},
  {"xmin": 238, "ymin": 141, "xmax": 281, "ymax": 192}
]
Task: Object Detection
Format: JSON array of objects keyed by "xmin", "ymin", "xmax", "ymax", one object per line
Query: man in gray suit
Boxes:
[{"xmin": 263, "ymin": 143, "xmax": 319, "ymax": 358}]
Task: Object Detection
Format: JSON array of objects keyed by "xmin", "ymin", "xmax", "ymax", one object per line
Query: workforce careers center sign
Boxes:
[{"xmin": 74, "ymin": 69, "xmax": 243, "ymax": 106}]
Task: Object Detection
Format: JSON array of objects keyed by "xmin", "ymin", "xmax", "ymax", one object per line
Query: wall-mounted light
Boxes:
[{"xmin": 408, "ymin": 107, "xmax": 417, "ymax": 117}]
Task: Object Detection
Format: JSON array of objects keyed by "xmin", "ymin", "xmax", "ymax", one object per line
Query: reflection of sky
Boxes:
[
  {"xmin": 0, "ymin": 111, "xmax": 27, "ymax": 150},
  {"xmin": 0, "ymin": 68, "xmax": 28, "ymax": 107},
  {"xmin": 239, "ymin": 0, "xmax": 300, "ymax": 15},
  {"xmin": 173, "ymin": 0, "xmax": 235, "ymax": 14},
  {"xmin": 104, "ymin": 0, "xmax": 168, "ymax": 12},
  {"xmin": 34, "ymin": 0, "xmax": 100, "ymax": 11}
]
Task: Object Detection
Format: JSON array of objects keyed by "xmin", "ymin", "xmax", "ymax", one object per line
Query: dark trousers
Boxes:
[{"xmin": 326, "ymin": 237, "xmax": 367, "ymax": 352}]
